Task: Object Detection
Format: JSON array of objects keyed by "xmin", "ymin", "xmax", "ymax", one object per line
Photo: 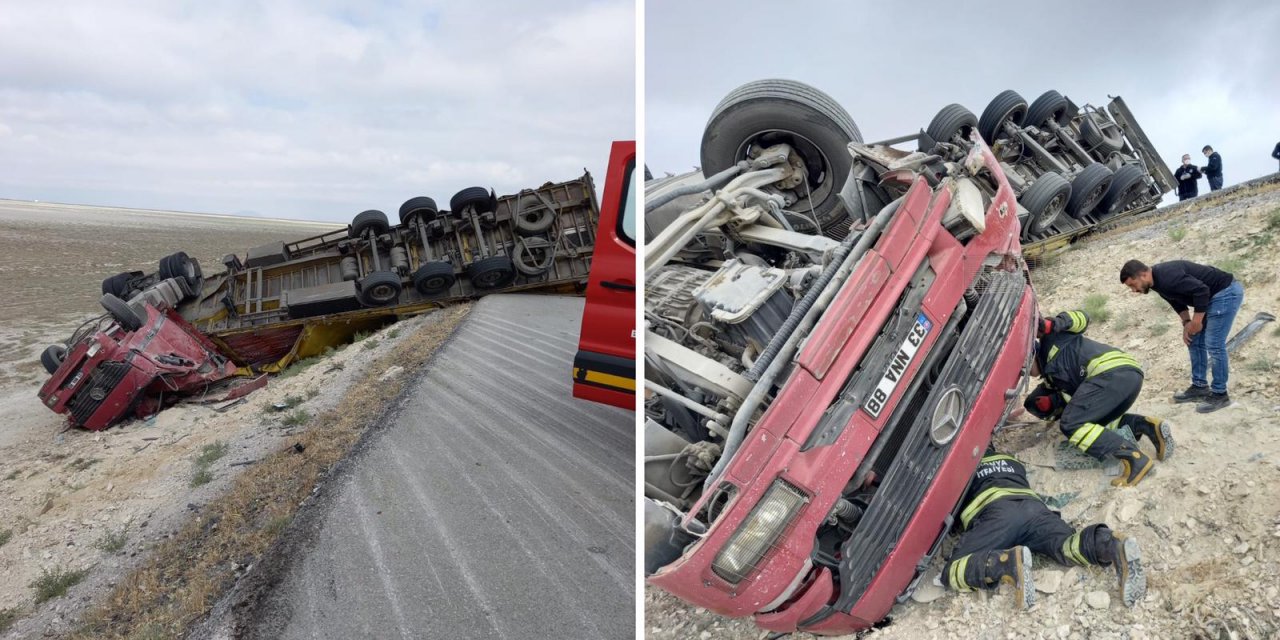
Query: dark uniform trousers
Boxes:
[{"xmin": 1025, "ymin": 367, "xmax": 1149, "ymax": 460}]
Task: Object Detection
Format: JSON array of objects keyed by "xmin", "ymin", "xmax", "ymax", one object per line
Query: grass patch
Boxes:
[
  {"xmin": 189, "ymin": 468, "xmax": 214, "ymax": 488},
  {"xmin": 1265, "ymin": 207, "xmax": 1280, "ymax": 231},
  {"xmin": 1213, "ymin": 256, "xmax": 1247, "ymax": 275},
  {"xmin": 195, "ymin": 442, "xmax": 229, "ymax": 467},
  {"xmin": 1247, "ymin": 356, "xmax": 1277, "ymax": 373},
  {"xmin": 1149, "ymin": 322, "xmax": 1171, "ymax": 337},
  {"xmin": 0, "ymin": 529, "xmax": 11, "ymax": 547},
  {"xmin": 281, "ymin": 410, "xmax": 311, "ymax": 427},
  {"xmin": 31, "ymin": 566, "xmax": 88, "ymax": 604},
  {"xmin": 4, "ymin": 468, "xmax": 18, "ymax": 481},
  {"xmin": 305, "ymin": 388, "xmax": 320, "ymax": 400},
  {"xmin": 66, "ymin": 457, "xmax": 100, "ymax": 472},
  {"xmin": 1167, "ymin": 225, "xmax": 1187, "ymax": 242},
  {"xmin": 276, "ymin": 355, "xmax": 321, "ymax": 380},
  {"xmin": 362, "ymin": 339, "xmax": 380, "ymax": 351},
  {"xmin": 73, "ymin": 304, "xmax": 472, "ymax": 639},
  {"xmin": 95, "ymin": 529, "xmax": 128, "ymax": 554},
  {"xmin": 263, "ymin": 515, "xmax": 291, "ymax": 537},
  {"xmin": 352, "ymin": 330, "xmax": 371, "ymax": 342},
  {"xmin": 1083, "ymin": 293, "xmax": 1111, "ymax": 324},
  {"xmin": 0, "ymin": 608, "xmax": 18, "ymax": 634},
  {"xmin": 1272, "ymin": 324, "xmax": 1280, "ymax": 338},
  {"xmin": 386, "ymin": 328, "xmax": 400, "ymax": 339}
]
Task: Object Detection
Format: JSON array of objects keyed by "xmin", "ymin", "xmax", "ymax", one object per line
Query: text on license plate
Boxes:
[{"xmin": 863, "ymin": 313, "xmax": 932, "ymax": 418}]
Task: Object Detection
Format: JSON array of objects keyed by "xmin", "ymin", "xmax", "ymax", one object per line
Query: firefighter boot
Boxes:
[
  {"xmin": 1096, "ymin": 528, "xmax": 1147, "ymax": 607},
  {"xmin": 980, "ymin": 547, "xmax": 1036, "ymax": 609},
  {"xmin": 1110, "ymin": 446, "xmax": 1154, "ymax": 487},
  {"xmin": 1128, "ymin": 416, "xmax": 1175, "ymax": 461}
]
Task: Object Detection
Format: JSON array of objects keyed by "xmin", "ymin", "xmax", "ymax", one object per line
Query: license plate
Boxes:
[{"xmin": 863, "ymin": 313, "xmax": 932, "ymax": 419}]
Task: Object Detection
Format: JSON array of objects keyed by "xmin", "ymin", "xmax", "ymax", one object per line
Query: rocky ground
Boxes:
[{"xmin": 645, "ymin": 182, "xmax": 1280, "ymax": 639}]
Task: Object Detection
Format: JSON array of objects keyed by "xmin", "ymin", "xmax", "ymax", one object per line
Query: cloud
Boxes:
[{"xmin": 0, "ymin": 0, "xmax": 635, "ymax": 221}]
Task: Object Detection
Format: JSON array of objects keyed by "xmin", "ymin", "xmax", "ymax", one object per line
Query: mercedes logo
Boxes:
[{"xmin": 929, "ymin": 386, "xmax": 965, "ymax": 446}]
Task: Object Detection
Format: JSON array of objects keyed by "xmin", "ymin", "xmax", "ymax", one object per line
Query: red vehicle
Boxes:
[
  {"xmin": 573, "ymin": 140, "xmax": 637, "ymax": 410},
  {"xmin": 643, "ymin": 80, "xmax": 1037, "ymax": 634}
]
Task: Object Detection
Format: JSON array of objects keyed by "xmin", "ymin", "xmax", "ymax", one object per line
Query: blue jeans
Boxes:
[{"xmin": 1188, "ymin": 280, "xmax": 1243, "ymax": 393}]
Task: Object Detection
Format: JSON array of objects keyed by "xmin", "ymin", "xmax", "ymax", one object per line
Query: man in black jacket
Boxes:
[
  {"xmin": 1174, "ymin": 154, "xmax": 1202, "ymax": 200},
  {"xmin": 1201, "ymin": 145, "xmax": 1223, "ymax": 191},
  {"xmin": 1120, "ymin": 259, "xmax": 1244, "ymax": 412},
  {"xmin": 941, "ymin": 447, "xmax": 1146, "ymax": 609},
  {"xmin": 1024, "ymin": 311, "xmax": 1171, "ymax": 485}
]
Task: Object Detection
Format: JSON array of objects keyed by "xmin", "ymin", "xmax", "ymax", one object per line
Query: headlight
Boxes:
[
  {"xmin": 929, "ymin": 386, "xmax": 965, "ymax": 447},
  {"xmin": 711, "ymin": 479, "xmax": 808, "ymax": 584}
]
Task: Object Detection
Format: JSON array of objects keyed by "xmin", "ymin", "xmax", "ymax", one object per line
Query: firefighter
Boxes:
[
  {"xmin": 1024, "ymin": 310, "xmax": 1174, "ymax": 486},
  {"xmin": 941, "ymin": 447, "xmax": 1147, "ymax": 608}
]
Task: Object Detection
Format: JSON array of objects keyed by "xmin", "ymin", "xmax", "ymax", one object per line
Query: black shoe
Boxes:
[
  {"xmin": 1172, "ymin": 385, "xmax": 1211, "ymax": 403},
  {"xmin": 1195, "ymin": 392, "xmax": 1231, "ymax": 414},
  {"xmin": 1130, "ymin": 417, "xmax": 1175, "ymax": 461},
  {"xmin": 1111, "ymin": 447, "xmax": 1154, "ymax": 487},
  {"xmin": 983, "ymin": 546, "xmax": 1035, "ymax": 609}
]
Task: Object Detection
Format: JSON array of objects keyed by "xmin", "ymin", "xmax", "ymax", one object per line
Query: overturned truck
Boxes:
[
  {"xmin": 39, "ymin": 175, "xmax": 602, "ymax": 430},
  {"xmin": 644, "ymin": 79, "xmax": 1038, "ymax": 635}
]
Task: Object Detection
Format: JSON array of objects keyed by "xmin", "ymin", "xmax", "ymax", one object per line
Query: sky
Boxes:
[
  {"xmin": 0, "ymin": 1, "xmax": 635, "ymax": 222},
  {"xmin": 646, "ymin": 0, "xmax": 1280, "ymax": 203}
]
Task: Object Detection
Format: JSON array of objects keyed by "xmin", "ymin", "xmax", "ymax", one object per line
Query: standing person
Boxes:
[
  {"xmin": 1174, "ymin": 154, "xmax": 1202, "ymax": 201},
  {"xmin": 1024, "ymin": 311, "xmax": 1172, "ymax": 486},
  {"xmin": 1272, "ymin": 141, "xmax": 1280, "ymax": 171},
  {"xmin": 1201, "ymin": 145, "xmax": 1223, "ymax": 191},
  {"xmin": 1119, "ymin": 260, "xmax": 1244, "ymax": 412},
  {"xmin": 940, "ymin": 446, "xmax": 1147, "ymax": 609}
]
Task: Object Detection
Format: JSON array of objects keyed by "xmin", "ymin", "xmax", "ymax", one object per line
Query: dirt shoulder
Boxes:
[{"xmin": 0, "ymin": 305, "xmax": 470, "ymax": 638}]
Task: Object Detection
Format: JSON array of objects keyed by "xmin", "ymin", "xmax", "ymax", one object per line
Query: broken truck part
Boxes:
[
  {"xmin": 38, "ymin": 174, "xmax": 604, "ymax": 430},
  {"xmin": 644, "ymin": 79, "xmax": 1037, "ymax": 635}
]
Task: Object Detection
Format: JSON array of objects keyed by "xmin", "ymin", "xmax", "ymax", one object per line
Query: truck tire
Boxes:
[
  {"xmin": 1025, "ymin": 90, "xmax": 1071, "ymax": 129},
  {"xmin": 1080, "ymin": 113, "xmax": 1125, "ymax": 154},
  {"xmin": 513, "ymin": 236, "xmax": 555, "ymax": 275},
  {"xmin": 158, "ymin": 252, "xmax": 202, "ymax": 291},
  {"xmin": 101, "ymin": 271, "xmax": 142, "ymax": 299},
  {"xmin": 356, "ymin": 270, "xmax": 402, "ymax": 306},
  {"xmin": 923, "ymin": 104, "xmax": 978, "ymax": 150},
  {"xmin": 978, "ymin": 90, "xmax": 1027, "ymax": 143},
  {"xmin": 513, "ymin": 198, "xmax": 556, "ymax": 237},
  {"xmin": 466, "ymin": 256, "xmax": 517, "ymax": 289},
  {"xmin": 398, "ymin": 196, "xmax": 439, "ymax": 226},
  {"xmin": 411, "ymin": 261, "xmax": 456, "ymax": 295},
  {"xmin": 1096, "ymin": 164, "xmax": 1148, "ymax": 219},
  {"xmin": 1019, "ymin": 172, "xmax": 1071, "ymax": 237},
  {"xmin": 101, "ymin": 293, "xmax": 144, "ymax": 332},
  {"xmin": 700, "ymin": 79, "xmax": 861, "ymax": 233},
  {"xmin": 350, "ymin": 210, "xmax": 390, "ymax": 239},
  {"xmin": 1066, "ymin": 163, "xmax": 1114, "ymax": 219},
  {"xmin": 41, "ymin": 344, "xmax": 67, "ymax": 374},
  {"xmin": 450, "ymin": 187, "xmax": 496, "ymax": 215}
]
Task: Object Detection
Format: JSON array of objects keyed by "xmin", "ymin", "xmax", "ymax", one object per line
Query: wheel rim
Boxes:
[
  {"xmin": 368, "ymin": 283, "xmax": 397, "ymax": 301},
  {"xmin": 733, "ymin": 128, "xmax": 835, "ymax": 214},
  {"xmin": 1038, "ymin": 192, "xmax": 1067, "ymax": 230},
  {"xmin": 475, "ymin": 268, "xmax": 509, "ymax": 287},
  {"xmin": 992, "ymin": 105, "xmax": 1027, "ymax": 141}
]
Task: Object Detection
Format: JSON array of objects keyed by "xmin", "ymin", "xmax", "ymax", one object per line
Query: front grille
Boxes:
[
  {"xmin": 67, "ymin": 361, "xmax": 131, "ymax": 425},
  {"xmin": 832, "ymin": 270, "xmax": 1025, "ymax": 612}
]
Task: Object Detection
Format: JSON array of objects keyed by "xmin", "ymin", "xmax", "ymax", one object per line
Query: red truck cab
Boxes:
[{"xmin": 573, "ymin": 140, "xmax": 637, "ymax": 410}]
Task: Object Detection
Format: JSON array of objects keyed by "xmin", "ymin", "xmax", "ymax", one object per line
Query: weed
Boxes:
[
  {"xmin": 1247, "ymin": 356, "xmax": 1276, "ymax": 373},
  {"xmin": 1149, "ymin": 322, "xmax": 1171, "ymax": 337},
  {"xmin": 0, "ymin": 529, "xmax": 11, "ymax": 547},
  {"xmin": 189, "ymin": 468, "xmax": 214, "ymax": 488},
  {"xmin": 31, "ymin": 566, "xmax": 87, "ymax": 604},
  {"xmin": 386, "ymin": 328, "xmax": 400, "ymax": 339},
  {"xmin": 305, "ymin": 388, "xmax": 320, "ymax": 400},
  {"xmin": 95, "ymin": 529, "xmax": 127, "ymax": 554},
  {"xmin": 1167, "ymin": 226, "xmax": 1187, "ymax": 242},
  {"xmin": 1083, "ymin": 293, "xmax": 1111, "ymax": 324},
  {"xmin": 1272, "ymin": 324, "xmax": 1280, "ymax": 338},
  {"xmin": 281, "ymin": 410, "xmax": 311, "ymax": 427},
  {"xmin": 65, "ymin": 458, "xmax": 100, "ymax": 472},
  {"xmin": 276, "ymin": 356, "xmax": 321, "ymax": 380},
  {"xmin": 4, "ymin": 468, "xmax": 18, "ymax": 481},
  {"xmin": 1213, "ymin": 257, "xmax": 1247, "ymax": 275},
  {"xmin": 281, "ymin": 395, "xmax": 304, "ymax": 409},
  {"xmin": 263, "ymin": 515, "xmax": 291, "ymax": 536},
  {"xmin": 363, "ymin": 339, "xmax": 380, "ymax": 350},
  {"xmin": 1266, "ymin": 207, "xmax": 1280, "ymax": 231},
  {"xmin": 353, "ymin": 331, "xmax": 371, "ymax": 342},
  {"xmin": 196, "ymin": 442, "xmax": 229, "ymax": 467},
  {"xmin": 0, "ymin": 608, "xmax": 17, "ymax": 634}
]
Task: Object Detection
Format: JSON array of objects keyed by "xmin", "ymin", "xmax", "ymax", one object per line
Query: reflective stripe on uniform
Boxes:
[
  {"xmin": 960, "ymin": 487, "xmax": 1043, "ymax": 529},
  {"xmin": 981, "ymin": 454, "xmax": 1019, "ymax": 464},
  {"xmin": 1067, "ymin": 311, "xmax": 1088, "ymax": 333},
  {"xmin": 1048, "ymin": 345, "xmax": 1060, "ymax": 363},
  {"xmin": 1062, "ymin": 531, "xmax": 1090, "ymax": 566},
  {"xmin": 1068, "ymin": 422, "xmax": 1106, "ymax": 452},
  {"xmin": 949, "ymin": 554, "xmax": 973, "ymax": 591},
  {"xmin": 1086, "ymin": 350, "xmax": 1141, "ymax": 378}
]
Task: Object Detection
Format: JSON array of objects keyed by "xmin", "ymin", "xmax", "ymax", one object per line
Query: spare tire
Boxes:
[
  {"xmin": 101, "ymin": 293, "xmax": 144, "ymax": 332},
  {"xmin": 700, "ymin": 79, "xmax": 861, "ymax": 233},
  {"xmin": 350, "ymin": 210, "xmax": 390, "ymax": 239},
  {"xmin": 513, "ymin": 237, "xmax": 555, "ymax": 276},
  {"xmin": 923, "ymin": 104, "xmax": 978, "ymax": 150},
  {"xmin": 978, "ymin": 90, "xmax": 1028, "ymax": 143},
  {"xmin": 398, "ymin": 197, "xmax": 439, "ymax": 226},
  {"xmin": 41, "ymin": 345, "xmax": 67, "ymax": 375},
  {"xmin": 356, "ymin": 270, "xmax": 402, "ymax": 306},
  {"xmin": 466, "ymin": 256, "xmax": 517, "ymax": 290},
  {"xmin": 1019, "ymin": 172, "xmax": 1071, "ymax": 238},
  {"xmin": 1066, "ymin": 163, "xmax": 1114, "ymax": 219},
  {"xmin": 1025, "ymin": 90, "xmax": 1071, "ymax": 129},
  {"xmin": 1080, "ymin": 113, "xmax": 1125, "ymax": 154},
  {"xmin": 411, "ymin": 261, "xmax": 456, "ymax": 296},
  {"xmin": 450, "ymin": 187, "xmax": 496, "ymax": 215},
  {"xmin": 513, "ymin": 196, "xmax": 556, "ymax": 237},
  {"xmin": 1097, "ymin": 164, "xmax": 1148, "ymax": 219}
]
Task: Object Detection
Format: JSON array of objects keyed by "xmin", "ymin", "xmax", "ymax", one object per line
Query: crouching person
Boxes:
[
  {"xmin": 942, "ymin": 448, "xmax": 1147, "ymax": 608},
  {"xmin": 1025, "ymin": 310, "xmax": 1175, "ymax": 486}
]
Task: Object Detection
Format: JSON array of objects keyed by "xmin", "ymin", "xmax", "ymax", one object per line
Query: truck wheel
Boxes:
[
  {"xmin": 513, "ymin": 237, "xmax": 555, "ymax": 275},
  {"xmin": 450, "ymin": 187, "xmax": 496, "ymax": 215},
  {"xmin": 1066, "ymin": 163, "xmax": 1114, "ymax": 218},
  {"xmin": 978, "ymin": 90, "xmax": 1027, "ymax": 143},
  {"xmin": 350, "ymin": 210, "xmax": 390, "ymax": 239},
  {"xmin": 411, "ymin": 261, "xmax": 456, "ymax": 295},
  {"xmin": 41, "ymin": 345, "xmax": 67, "ymax": 374},
  {"xmin": 1025, "ymin": 90, "xmax": 1071, "ymax": 129},
  {"xmin": 1019, "ymin": 172, "xmax": 1071, "ymax": 237},
  {"xmin": 356, "ymin": 270, "xmax": 402, "ymax": 306},
  {"xmin": 1096, "ymin": 164, "xmax": 1148, "ymax": 219},
  {"xmin": 923, "ymin": 104, "xmax": 978, "ymax": 150},
  {"xmin": 101, "ymin": 271, "xmax": 142, "ymax": 298},
  {"xmin": 513, "ymin": 197, "xmax": 556, "ymax": 237},
  {"xmin": 1079, "ymin": 113, "xmax": 1125, "ymax": 154},
  {"xmin": 466, "ymin": 256, "xmax": 517, "ymax": 289},
  {"xmin": 700, "ymin": 79, "xmax": 861, "ymax": 233},
  {"xmin": 100, "ymin": 293, "xmax": 144, "ymax": 332},
  {"xmin": 159, "ymin": 252, "xmax": 202, "ymax": 291},
  {"xmin": 398, "ymin": 197, "xmax": 439, "ymax": 226}
]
